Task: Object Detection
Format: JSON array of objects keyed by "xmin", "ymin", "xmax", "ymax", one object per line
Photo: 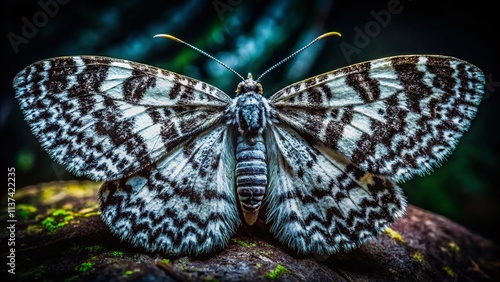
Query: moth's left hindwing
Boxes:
[
  {"xmin": 99, "ymin": 125, "xmax": 240, "ymax": 255},
  {"xmin": 13, "ymin": 56, "xmax": 231, "ymax": 181}
]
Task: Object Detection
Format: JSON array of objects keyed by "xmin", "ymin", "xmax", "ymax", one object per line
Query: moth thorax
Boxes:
[
  {"xmin": 236, "ymin": 93, "xmax": 266, "ymax": 135},
  {"xmin": 235, "ymin": 135, "xmax": 267, "ymax": 225}
]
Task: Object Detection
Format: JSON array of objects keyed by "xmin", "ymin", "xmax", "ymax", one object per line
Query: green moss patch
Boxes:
[
  {"xmin": 412, "ymin": 252, "xmax": 424, "ymax": 263},
  {"xmin": 264, "ymin": 264, "xmax": 289, "ymax": 279},
  {"xmin": 443, "ymin": 266, "xmax": 455, "ymax": 277},
  {"xmin": 111, "ymin": 251, "xmax": 124, "ymax": 257},
  {"xmin": 124, "ymin": 270, "xmax": 134, "ymax": 276},
  {"xmin": 384, "ymin": 227, "xmax": 405, "ymax": 243},
  {"xmin": 41, "ymin": 209, "xmax": 74, "ymax": 233},
  {"xmin": 231, "ymin": 238, "xmax": 255, "ymax": 248},
  {"xmin": 75, "ymin": 262, "xmax": 94, "ymax": 273},
  {"xmin": 18, "ymin": 204, "xmax": 37, "ymax": 219}
]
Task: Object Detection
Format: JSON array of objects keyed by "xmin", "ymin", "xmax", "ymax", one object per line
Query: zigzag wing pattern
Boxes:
[
  {"xmin": 270, "ymin": 55, "xmax": 484, "ymax": 182},
  {"xmin": 14, "ymin": 50, "xmax": 484, "ymax": 256},
  {"xmin": 98, "ymin": 125, "xmax": 239, "ymax": 255},
  {"xmin": 13, "ymin": 56, "xmax": 231, "ymax": 181},
  {"xmin": 265, "ymin": 125, "xmax": 406, "ymax": 254}
]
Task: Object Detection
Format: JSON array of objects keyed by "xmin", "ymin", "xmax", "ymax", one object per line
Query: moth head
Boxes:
[{"xmin": 236, "ymin": 73, "xmax": 263, "ymax": 96}]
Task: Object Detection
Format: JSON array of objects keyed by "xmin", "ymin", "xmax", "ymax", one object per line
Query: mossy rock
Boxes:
[{"xmin": 1, "ymin": 181, "xmax": 499, "ymax": 281}]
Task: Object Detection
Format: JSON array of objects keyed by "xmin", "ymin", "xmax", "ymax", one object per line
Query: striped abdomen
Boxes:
[{"xmin": 236, "ymin": 134, "xmax": 267, "ymax": 225}]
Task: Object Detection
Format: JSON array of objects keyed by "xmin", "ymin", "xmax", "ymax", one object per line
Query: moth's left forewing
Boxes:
[
  {"xmin": 13, "ymin": 56, "xmax": 232, "ymax": 181},
  {"xmin": 269, "ymin": 55, "xmax": 484, "ymax": 182}
]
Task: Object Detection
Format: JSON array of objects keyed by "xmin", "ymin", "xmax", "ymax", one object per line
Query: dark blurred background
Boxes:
[{"xmin": 2, "ymin": 0, "xmax": 499, "ymax": 244}]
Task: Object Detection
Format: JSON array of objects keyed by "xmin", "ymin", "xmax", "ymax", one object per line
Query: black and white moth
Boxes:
[{"xmin": 13, "ymin": 33, "xmax": 484, "ymax": 255}]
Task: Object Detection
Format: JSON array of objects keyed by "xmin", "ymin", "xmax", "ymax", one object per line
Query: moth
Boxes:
[{"xmin": 13, "ymin": 32, "xmax": 484, "ymax": 255}]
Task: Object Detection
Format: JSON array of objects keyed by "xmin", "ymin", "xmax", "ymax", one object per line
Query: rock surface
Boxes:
[{"xmin": 1, "ymin": 180, "xmax": 499, "ymax": 281}]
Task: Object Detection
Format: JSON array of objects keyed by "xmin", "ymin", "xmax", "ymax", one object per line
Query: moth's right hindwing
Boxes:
[{"xmin": 265, "ymin": 124, "xmax": 406, "ymax": 254}]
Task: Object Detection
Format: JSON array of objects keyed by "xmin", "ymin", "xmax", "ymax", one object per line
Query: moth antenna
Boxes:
[
  {"xmin": 256, "ymin": 31, "xmax": 341, "ymax": 82},
  {"xmin": 154, "ymin": 34, "xmax": 245, "ymax": 81}
]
